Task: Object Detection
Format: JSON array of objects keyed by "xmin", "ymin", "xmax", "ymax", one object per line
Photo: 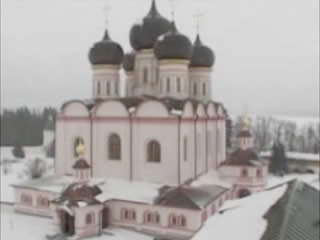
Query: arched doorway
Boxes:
[
  {"xmin": 238, "ymin": 189, "xmax": 251, "ymax": 198},
  {"xmin": 58, "ymin": 210, "xmax": 75, "ymax": 235}
]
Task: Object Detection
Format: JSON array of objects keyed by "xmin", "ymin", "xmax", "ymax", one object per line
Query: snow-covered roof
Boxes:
[
  {"xmin": 191, "ymin": 170, "xmax": 232, "ymax": 189},
  {"xmin": 192, "ymin": 185, "xmax": 287, "ymax": 240},
  {"xmin": 96, "ymin": 178, "xmax": 163, "ymax": 204},
  {"xmin": 11, "ymin": 176, "xmax": 162, "ymax": 204},
  {"xmin": 260, "ymin": 151, "xmax": 320, "ymax": 162},
  {"xmin": 11, "ymin": 176, "xmax": 104, "ymax": 194}
]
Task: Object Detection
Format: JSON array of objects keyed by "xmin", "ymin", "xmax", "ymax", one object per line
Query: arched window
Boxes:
[
  {"xmin": 144, "ymin": 211, "xmax": 152, "ymax": 223},
  {"xmin": 193, "ymin": 83, "xmax": 197, "ymax": 96},
  {"xmin": 97, "ymin": 81, "xmax": 101, "ymax": 96},
  {"xmin": 241, "ymin": 168, "xmax": 248, "ymax": 177},
  {"xmin": 106, "ymin": 82, "xmax": 110, "ymax": 95},
  {"xmin": 166, "ymin": 77, "xmax": 170, "ymax": 92},
  {"xmin": 74, "ymin": 137, "xmax": 84, "ymax": 158},
  {"xmin": 202, "ymin": 83, "xmax": 206, "ymax": 96},
  {"xmin": 257, "ymin": 168, "xmax": 263, "ymax": 178},
  {"xmin": 121, "ymin": 208, "xmax": 136, "ymax": 221},
  {"xmin": 86, "ymin": 212, "xmax": 95, "ymax": 225},
  {"xmin": 143, "ymin": 68, "xmax": 148, "ymax": 83},
  {"xmin": 147, "ymin": 140, "xmax": 161, "ymax": 163},
  {"xmin": 21, "ymin": 193, "xmax": 32, "ymax": 206},
  {"xmin": 108, "ymin": 134, "xmax": 121, "ymax": 160},
  {"xmin": 37, "ymin": 196, "xmax": 49, "ymax": 208},
  {"xmin": 154, "ymin": 212, "xmax": 160, "ymax": 224},
  {"xmin": 169, "ymin": 214, "xmax": 177, "ymax": 226},
  {"xmin": 180, "ymin": 215, "xmax": 187, "ymax": 227},
  {"xmin": 177, "ymin": 77, "xmax": 181, "ymax": 92}
]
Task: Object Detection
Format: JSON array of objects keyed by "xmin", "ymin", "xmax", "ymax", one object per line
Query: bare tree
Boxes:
[{"xmin": 25, "ymin": 158, "xmax": 47, "ymax": 179}]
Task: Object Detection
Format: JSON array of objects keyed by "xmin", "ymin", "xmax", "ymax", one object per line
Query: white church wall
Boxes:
[
  {"xmin": 180, "ymin": 119, "xmax": 196, "ymax": 183},
  {"xmin": 56, "ymin": 102, "xmax": 91, "ymax": 176},
  {"xmin": 132, "ymin": 101, "xmax": 179, "ymax": 184},
  {"xmin": 106, "ymin": 200, "xmax": 202, "ymax": 238},
  {"xmin": 14, "ymin": 188, "xmax": 56, "ymax": 217},
  {"xmin": 92, "ymin": 101, "xmax": 131, "ymax": 180},
  {"xmin": 74, "ymin": 205, "xmax": 104, "ymax": 238},
  {"xmin": 207, "ymin": 119, "xmax": 218, "ymax": 170},
  {"xmin": 196, "ymin": 104, "xmax": 208, "ymax": 176}
]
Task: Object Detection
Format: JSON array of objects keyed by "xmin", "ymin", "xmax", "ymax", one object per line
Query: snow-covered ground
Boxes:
[
  {"xmin": 0, "ymin": 204, "xmax": 153, "ymax": 240},
  {"xmin": 0, "ymin": 146, "xmax": 54, "ymax": 203}
]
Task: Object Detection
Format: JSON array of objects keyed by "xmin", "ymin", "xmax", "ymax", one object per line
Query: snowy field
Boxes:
[{"xmin": 0, "ymin": 146, "xmax": 54, "ymax": 203}]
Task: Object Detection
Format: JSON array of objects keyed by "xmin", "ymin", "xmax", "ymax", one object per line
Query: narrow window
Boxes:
[
  {"xmin": 37, "ymin": 197, "xmax": 49, "ymax": 208},
  {"xmin": 177, "ymin": 77, "xmax": 181, "ymax": 92},
  {"xmin": 106, "ymin": 82, "xmax": 110, "ymax": 95},
  {"xmin": 241, "ymin": 168, "xmax": 248, "ymax": 177},
  {"xmin": 193, "ymin": 83, "xmax": 197, "ymax": 96},
  {"xmin": 257, "ymin": 168, "xmax": 263, "ymax": 178},
  {"xmin": 169, "ymin": 214, "xmax": 177, "ymax": 226},
  {"xmin": 166, "ymin": 77, "xmax": 170, "ymax": 92},
  {"xmin": 86, "ymin": 212, "xmax": 95, "ymax": 225},
  {"xmin": 21, "ymin": 194, "xmax": 32, "ymax": 206},
  {"xmin": 180, "ymin": 216, "xmax": 187, "ymax": 227},
  {"xmin": 97, "ymin": 81, "xmax": 101, "ymax": 96},
  {"xmin": 183, "ymin": 136, "xmax": 188, "ymax": 162},
  {"xmin": 154, "ymin": 213, "xmax": 160, "ymax": 224},
  {"xmin": 108, "ymin": 134, "xmax": 121, "ymax": 160},
  {"xmin": 202, "ymin": 83, "xmax": 206, "ymax": 96},
  {"xmin": 147, "ymin": 140, "xmax": 161, "ymax": 163},
  {"xmin": 143, "ymin": 68, "xmax": 148, "ymax": 83}
]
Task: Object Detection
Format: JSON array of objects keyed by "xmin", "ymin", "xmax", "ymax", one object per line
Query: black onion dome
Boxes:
[
  {"xmin": 154, "ymin": 22, "xmax": 193, "ymax": 60},
  {"xmin": 190, "ymin": 34, "xmax": 215, "ymax": 68},
  {"xmin": 123, "ymin": 51, "xmax": 136, "ymax": 72},
  {"xmin": 89, "ymin": 30, "xmax": 124, "ymax": 65},
  {"xmin": 130, "ymin": 0, "xmax": 171, "ymax": 50}
]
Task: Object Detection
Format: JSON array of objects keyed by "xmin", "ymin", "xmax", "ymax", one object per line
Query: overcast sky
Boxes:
[{"xmin": 1, "ymin": 0, "xmax": 319, "ymax": 117}]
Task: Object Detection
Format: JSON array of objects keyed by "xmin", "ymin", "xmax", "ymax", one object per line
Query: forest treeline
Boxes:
[
  {"xmin": 0, "ymin": 107, "xmax": 57, "ymax": 146},
  {"xmin": 233, "ymin": 116, "xmax": 320, "ymax": 154}
]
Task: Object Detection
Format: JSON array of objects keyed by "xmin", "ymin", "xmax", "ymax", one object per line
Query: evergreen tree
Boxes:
[
  {"xmin": 270, "ymin": 141, "xmax": 288, "ymax": 175},
  {"xmin": 12, "ymin": 145, "xmax": 25, "ymax": 158}
]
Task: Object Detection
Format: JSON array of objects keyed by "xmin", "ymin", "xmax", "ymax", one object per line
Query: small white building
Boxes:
[{"xmin": 219, "ymin": 118, "xmax": 269, "ymax": 198}]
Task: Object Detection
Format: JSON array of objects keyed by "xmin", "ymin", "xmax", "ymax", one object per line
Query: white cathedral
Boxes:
[
  {"xmin": 55, "ymin": 0, "xmax": 227, "ymax": 185},
  {"xmin": 11, "ymin": 2, "xmax": 269, "ymax": 239}
]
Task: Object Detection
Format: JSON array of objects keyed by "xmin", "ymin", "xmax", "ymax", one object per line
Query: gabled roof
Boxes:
[
  {"xmin": 53, "ymin": 183, "xmax": 102, "ymax": 207},
  {"xmin": 261, "ymin": 180, "xmax": 320, "ymax": 240},
  {"xmin": 155, "ymin": 185, "xmax": 228, "ymax": 210}
]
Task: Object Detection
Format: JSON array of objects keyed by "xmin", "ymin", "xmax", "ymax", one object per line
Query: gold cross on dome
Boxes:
[
  {"xmin": 103, "ymin": 0, "xmax": 111, "ymax": 28},
  {"xmin": 193, "ymin": 10, "xmax": 204, "ymax": 34}
]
